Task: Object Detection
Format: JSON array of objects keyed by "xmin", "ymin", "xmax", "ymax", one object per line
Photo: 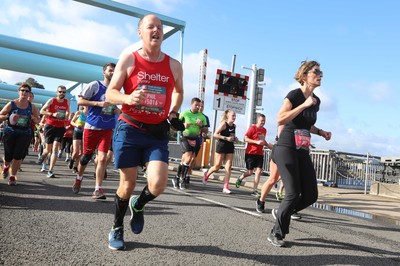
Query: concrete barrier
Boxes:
[{"xmin": 370, "ymin": 182, "xmax": 400, "ymax": 199}]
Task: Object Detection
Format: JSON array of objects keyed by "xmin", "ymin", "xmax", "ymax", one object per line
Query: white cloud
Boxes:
[
  {"xmin": 7, "ymin": 2, "xmax": 30, "ymax": 21},
  {"xmin": 0, "ymin": 70, "xmax": 32, "ymax": 85},
  {"xmin": 44, "ymin": 0, "xmax": 95, "ymax": 19}
]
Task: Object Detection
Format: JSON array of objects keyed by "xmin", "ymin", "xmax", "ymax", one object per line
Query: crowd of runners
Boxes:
[{"xmin": 1, "ymin": 14, "xmax": 331, "ymax": 250}]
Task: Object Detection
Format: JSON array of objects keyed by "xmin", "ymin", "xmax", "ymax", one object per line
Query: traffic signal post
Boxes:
[{"xmin": 242, "ymin": 64, "xmax": 265, "ymax": 128}]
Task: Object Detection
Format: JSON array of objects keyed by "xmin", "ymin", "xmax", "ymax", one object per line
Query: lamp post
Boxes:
[{"xmin": 242, "ymin": 64, "xmax": 257, "ymax": 129}]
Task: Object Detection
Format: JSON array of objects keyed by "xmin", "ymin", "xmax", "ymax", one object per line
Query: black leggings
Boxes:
[
  {"xmin": 61, "ymin": 137, "xmax": 73, "ymax": 153},
  {"xmin": 273, "ymin": 145, "xmax": 318, "ymax": 237}
]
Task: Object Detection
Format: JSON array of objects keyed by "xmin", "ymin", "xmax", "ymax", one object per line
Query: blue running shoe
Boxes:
[
  {"xmin": 108, "ymin": 227, "xmax": 125, "ymax": 250},
  {"xmin": 129, "ymin": 196, "xmax": 144, "ymax": 234}
]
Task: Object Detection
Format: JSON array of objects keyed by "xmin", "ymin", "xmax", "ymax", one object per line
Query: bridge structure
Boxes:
[{"xmin": 0, "ymin": 0, "xmax": 185, "ymax": 111}]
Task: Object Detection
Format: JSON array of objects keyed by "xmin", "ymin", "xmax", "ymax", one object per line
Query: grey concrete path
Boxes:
[{"xmin": 1, "ymin": 148, "xmax": 399, "ymax": 265}]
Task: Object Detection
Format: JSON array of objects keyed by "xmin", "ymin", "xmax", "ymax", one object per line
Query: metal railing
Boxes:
[{"xmin": 168, "ymin": 142, "xmax": 389, "ymax": 191}]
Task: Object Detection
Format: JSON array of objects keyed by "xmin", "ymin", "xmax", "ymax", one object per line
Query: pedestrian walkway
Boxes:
[{"xmin": 168, "ymin": 162, "xmax": 400, "ymax": 226}]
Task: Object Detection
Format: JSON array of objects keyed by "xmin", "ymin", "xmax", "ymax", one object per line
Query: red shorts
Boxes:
[{"xmin": 83, "ymin": 129, "xmax": 113, "ymax": 155}]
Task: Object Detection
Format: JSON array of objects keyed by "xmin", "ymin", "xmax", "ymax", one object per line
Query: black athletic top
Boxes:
[
  {"xmin": 216, "ymin": 122, "xmax": 235, "ymax": 153},
  {"xmin": 277, "ymin": 88, "xmax": 320, "ymax": 149}
]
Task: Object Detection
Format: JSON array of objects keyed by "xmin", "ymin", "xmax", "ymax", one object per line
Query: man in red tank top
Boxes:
[
  {"xmin": 39, "ymin": 85, "xmax": 70, "ymax": 178},
  {"xmin": 105, "ymin": 14, "xmax": 184, "ymax": 251}
]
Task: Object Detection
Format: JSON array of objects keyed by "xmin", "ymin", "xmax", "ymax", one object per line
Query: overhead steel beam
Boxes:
[
  {"xmin": 73, "ymin": 0, "xmax": 186, "ymax": 35},
  {"xmin": 0, "ymin": 47, "xmax": 103, "ymax": 83},
  {"xmin": 0, "ymin": 34, "xmax": 116, "ymax": 66}
]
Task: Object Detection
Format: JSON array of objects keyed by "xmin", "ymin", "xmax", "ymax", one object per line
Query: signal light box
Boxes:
[{"xmin": 213, "ymin": 69, "xmax": 249, "ymax": 114}]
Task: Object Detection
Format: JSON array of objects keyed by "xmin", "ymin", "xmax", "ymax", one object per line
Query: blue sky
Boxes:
[{"xmin": 1, "ymin": 0, "xmax": 399, "ymax": 157}]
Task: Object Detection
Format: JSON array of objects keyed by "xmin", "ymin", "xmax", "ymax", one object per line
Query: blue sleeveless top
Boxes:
[
  {"xmin": 86, "ymin": 81, "xmax": 116, "ymax": 130},
  {"xmin": 5, "ymin": 101, "xmax": 32, "ymax": 135}
]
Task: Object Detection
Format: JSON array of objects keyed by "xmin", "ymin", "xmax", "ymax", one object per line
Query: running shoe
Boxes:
[
  {"xmin": 129, "ymin": 196, "xmax": 144, "ymax": 234},
  {"xmin": 92, "ymin": 188, "xmax": 106, "ymax": 200},
  {"xmin": 171, "ymin": 175, "xmax": 179, "ymax": 189},
  {"xmin": 251, "ymin": 190, "xmax": 260, "ymax": 197},
  {"xmin": 47, "ymin": 171, "xmax": 55, "ymax": 178},
  {"xmin": 291, "ymin": 212, "xmax": 302, "ymax": 220},
  {"xmin": 235, "ymin": 174, "xmax": 243, "ymax": 188},
  {"xmin": 68, "ymin": 159, "xmax": 75, "ymax": 170},
  {"xmin": 255, "ymin": 198, "xmax": 265, "ymax": 213},
  {"xmin": 2, "ymin": 165, "xmax": 10, "ymax": 178},
  {"xmin": 8, "ymin": 175, "xmax": 17, "ymax": 186},
  {"xmin": 267, "ymin": 230, "xmax": 286, "ymax": 247},
  {"xmin": 72, "ymin": 178, "xmax": 82, "ymax": 194},
  {"xmin": 222, "ymin": 187, "xmax": 232, "ymax": 194},
  {"xmin": 65, "ymin": 157, "xmax": 70, "ymax": 162},
  {"xmin": 108, "ymin": 227, "xmax": 125, "ymax": 251},
  {"xmin": 202, "ymin": 171, "xmax": 208, "ymax": 184},
  {"xmin": 179, "ymin": 177, "xmax": 187, "ymax": 190}
]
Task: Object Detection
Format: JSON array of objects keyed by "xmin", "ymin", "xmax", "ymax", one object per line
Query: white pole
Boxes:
[
  {"xmin": 243, "ymin": 64, "xmax": 257, "ymax": 129},
  {"xmin": 365, "ymin": 153, "xmax": 369, "ymax": 194}
]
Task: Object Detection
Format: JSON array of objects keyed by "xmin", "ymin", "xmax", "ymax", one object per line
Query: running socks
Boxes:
[
  {"xmin": 177, "ymin": 163, "xmax": 183, "ymax": 177},
  {"xmin": 177, "ymin": 163, "xmax": 190, "ymax": 178},
  {"xmin": 224, "ymin": 182, "xmax": 229, "ymax": 189},
  {"xmin": 113, "ymin": 194, "xmax": 129, "ymax": 228},
  {"xmin": 135, "ymin": 185, "xmax": 156, "ymax": 210},
  {"xmin": 180, "ymin": 163, "xmax": 189, "ymax": 180}
]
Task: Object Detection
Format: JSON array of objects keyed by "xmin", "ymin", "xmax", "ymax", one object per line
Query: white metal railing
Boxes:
[{"xmin": 168, "ymin": 141, "xmax": 393, "ymax": 191}]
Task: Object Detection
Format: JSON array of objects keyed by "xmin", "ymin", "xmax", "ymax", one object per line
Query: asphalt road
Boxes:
[{"xmin": 1, "ymin": 153, "xmax": 399, "ymax": 266}]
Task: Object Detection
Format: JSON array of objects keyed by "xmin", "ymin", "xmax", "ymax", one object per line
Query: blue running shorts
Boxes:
[{"xmin": 113, "ymin": 120, "xmax": 169, "ymax": 169}]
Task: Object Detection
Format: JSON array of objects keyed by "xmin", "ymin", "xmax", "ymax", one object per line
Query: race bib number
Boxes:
[
  {"xmin": 136, "ymin": 84, "xmax": 166, "ymax": 113},
  {"xmin": 16, "ymin": 115, "xmax": 29, "ymax": 127},
  {"xmin": 294, "ymin": 129, "xmax": 311, "ymax": 150},
  {"xmin": 102, "ymin": 104, "xmax": 116, "ymax": 115},
  {"xmin": 57, "ymin": 110, "xmax": 66, "ymax": 120}
]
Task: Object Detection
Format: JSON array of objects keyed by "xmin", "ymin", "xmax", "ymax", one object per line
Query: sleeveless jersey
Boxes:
[
  {"xmin": 46, "ymin": 97, "xmax": 69, "ymax": 128},
  {"xmin": 216, "ymin": 122, "xmax": 235, "ymax": 153},
  {"xmin": 5, "ymin": 101, "xmax": 33, "ymax": 135},
  {"xmin": 121, "ymin": 51, "xmax": 175, "ymax": 125},
  {"xmin": 85, "ymin": 81, "xmax": 116, "ymax": 130},
  {"xmin": 245, "ymin": 124, "xmax": 267, "ymax": 155},
  {"xmin": 75, "ymin": 111, "xmax": 87, "ymax": 129}
]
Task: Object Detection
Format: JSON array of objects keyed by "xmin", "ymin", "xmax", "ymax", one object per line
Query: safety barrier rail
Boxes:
[{"xmin": 168, "ymin": 141, "xmax": 389, "ymax": 190}]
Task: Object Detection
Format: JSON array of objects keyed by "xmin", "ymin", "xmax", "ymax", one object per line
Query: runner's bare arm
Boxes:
[
  {"xmin": 40, "ymin": 98, "xmax": 54, "ymax": 116},
  {"xmin": 106, "ymin": 53, "xmax": 144, "ymax": 106}
]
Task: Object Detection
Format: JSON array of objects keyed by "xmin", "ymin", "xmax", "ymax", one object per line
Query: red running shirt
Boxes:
[
  {"xmin": 121, "ymin": 51, "xmax": 175, "ymax": 125},
  {"xmin": 245, "ymin": 125, "xmax": 267, "ymax": 155},
  {"xmin": 45, "ymin": 98, "xmax": 69, "ymax": 128}
]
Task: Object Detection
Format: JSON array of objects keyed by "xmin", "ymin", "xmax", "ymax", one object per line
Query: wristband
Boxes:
[{"xmin": 169, "ymin": 110, "xmax": 179, "ymax": 116}]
